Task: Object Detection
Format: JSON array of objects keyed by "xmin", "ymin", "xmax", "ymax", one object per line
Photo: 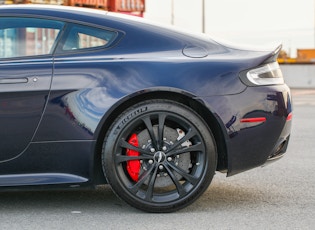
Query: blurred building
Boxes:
[
  {"xmin": 278, "ymin": 49, "xmax": 315, "ymax": 64},
  {"xmin": 0, "ymin": 0, "xmax": 145, "ymax": 16}
]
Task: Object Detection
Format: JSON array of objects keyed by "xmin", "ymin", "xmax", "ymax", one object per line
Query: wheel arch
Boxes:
[{"xmin": 92, "ymin": 88, "xmax": 228, "ymax": 185}]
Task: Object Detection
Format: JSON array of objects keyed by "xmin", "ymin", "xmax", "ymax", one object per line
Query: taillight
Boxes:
[{"xmin": 240, "ymin": 62, "xmax": 284, "ymax": 86}]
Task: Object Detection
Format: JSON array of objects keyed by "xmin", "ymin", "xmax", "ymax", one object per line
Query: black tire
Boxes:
[{"xmin": 102, "ymin": 99, "xmax": 217, "ymax": 212}]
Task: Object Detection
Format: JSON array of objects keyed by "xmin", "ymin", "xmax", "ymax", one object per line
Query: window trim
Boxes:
[{"xmin": 54, "ymin": 22, "xmax": 119, "ymax": 55}]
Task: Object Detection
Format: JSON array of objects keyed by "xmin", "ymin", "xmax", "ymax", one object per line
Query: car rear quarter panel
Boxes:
[
  {"xmin": 33, "ymin": 53, "xmax": 251, "ymax": 142},
  {"xmin": 200, "ymin": 84, "xmax": 292, "ymax": 175}
]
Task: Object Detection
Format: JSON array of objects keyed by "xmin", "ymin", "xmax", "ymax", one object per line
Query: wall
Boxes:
[{"xmin": 281, "ymin": 65, "xmax": 315, "ymax": 88}]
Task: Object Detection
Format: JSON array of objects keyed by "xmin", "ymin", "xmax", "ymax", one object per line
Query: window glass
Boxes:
[
  {"xmin": 62, "ymin": 24, "xmax": 116, "ymax": 51},
  {"xmin": 0, "ymin": 18, "xmax": 64, "ymax": 58}
]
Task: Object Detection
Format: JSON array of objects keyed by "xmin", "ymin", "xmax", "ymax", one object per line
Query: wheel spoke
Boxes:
[
  {"xmin": 115, "ymin": 154, "xmax": 152, "ymax": 164},
  {"xmin": 145, "ymin": 165, "xmax": 159, "ymax": 201},
  {"xmin": 129, "ymin": 164, "xmax": 158, "ymax": 201},
  {"xmin": 166, "ymin": 142, "xmax": 204, "ymax": 157},
  {"xmin": 129, "ymin": 163, "xmax": 156, "ymax": 193},
  {"xmin": 142, "ymin": 116, "xmax": 158, "ymax": 149},
  {"xmin": 167, "ymin": 162, "xmax": 199, "ymax": 185},
  {"xmin": 168, "ymin": 128, "xmax": 198, "ymax": 151},
  {"xmin": 164, "ymin": 164, "xmax": 186, "ymax": 196},
  {"xmin": 119, "ymin": 139, "xmax": 152, "ymax": 156},
  {"xmin": 129, "ymin": 164, "xmax": 156, "ymax": 194}
]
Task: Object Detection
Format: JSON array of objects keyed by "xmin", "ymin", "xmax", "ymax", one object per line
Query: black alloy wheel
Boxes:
[{"xmin": 102, "ymin": 99, "xmax": 217, "ymax": 212}]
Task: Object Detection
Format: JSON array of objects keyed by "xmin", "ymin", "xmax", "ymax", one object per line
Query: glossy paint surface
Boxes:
[
  {"xmin": 0, "ymin": 58, "xmax": 52, "ymax": 161},
  {"xmin": 0, "ymin": 5, "xmax": 291, "ymax": 188}
]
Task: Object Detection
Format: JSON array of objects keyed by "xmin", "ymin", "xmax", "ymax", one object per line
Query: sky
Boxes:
[{"xmin": 144, "ymin": 0, "xmax": 315, "ymax": 57}]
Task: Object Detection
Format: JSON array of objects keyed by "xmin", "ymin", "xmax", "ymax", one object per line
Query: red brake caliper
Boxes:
[{"xmin": 126, "ymin": 133, "xmax": 140, "ymax": 182}]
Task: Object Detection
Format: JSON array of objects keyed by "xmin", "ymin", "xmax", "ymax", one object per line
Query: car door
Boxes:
[
  {"xmin": 32, "ymin": 23, "xmax": 119, "ymax": 141},
  {"xmin": 0, "ymin": 17, "xmax": 64, "ymax": 162}
]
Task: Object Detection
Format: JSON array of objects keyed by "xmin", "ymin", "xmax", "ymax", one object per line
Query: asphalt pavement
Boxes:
[{"xmin": 0, "ymin": 89, "xmax": 314, "ymax": 230}]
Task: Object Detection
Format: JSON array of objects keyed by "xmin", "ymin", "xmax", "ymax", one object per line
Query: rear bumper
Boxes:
[
  {"xmin": 201, "ymin": 84, "xmax": 292, "ymax": 176},
  {"xmin": 265, "ymin": 110, "xmax": 292, "ymax": 163}
]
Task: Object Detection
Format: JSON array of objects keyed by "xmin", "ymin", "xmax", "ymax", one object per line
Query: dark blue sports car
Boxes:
[{"xmin": 0, "ymin": 5, "xmax": 292, "ymax": 212}]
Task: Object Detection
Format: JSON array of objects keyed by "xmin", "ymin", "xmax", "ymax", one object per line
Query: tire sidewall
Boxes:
[{"xmin": 102, "ymin": 99, "xmax": 217, "ymax": 212}]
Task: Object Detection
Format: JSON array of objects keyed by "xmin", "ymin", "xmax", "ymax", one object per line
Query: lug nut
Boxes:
[
  {"xmin": 150, "ymin": 148, "xmax": 155, "ymax": 153},
  {"xmin": 159, "ymin": 165, "xmax": 164, "ymax": 170},
  {"xmin": 167, "ymin": 157, "xmax": 172, "ymax": 162},
  {"xmin": 148, "ymin": 159, "xmax": 153, "ymax": 164},
  {"xmin": 162, "ymin": 146, "xmax": 167, "ymax": 151}
]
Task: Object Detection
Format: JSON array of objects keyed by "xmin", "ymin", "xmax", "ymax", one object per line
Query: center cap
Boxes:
[{"xmin": 154, "ymin": 151, "xmax": 166, "ymax": 163}]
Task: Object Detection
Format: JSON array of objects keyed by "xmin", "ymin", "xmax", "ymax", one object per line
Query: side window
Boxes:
[
  {"xmin": 0, "ymin": 18, "xmax": 64, "ymax": 59},
  {"xmin": 62, "ymin": 24, "xmax": 116, "ymax": 51}
]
